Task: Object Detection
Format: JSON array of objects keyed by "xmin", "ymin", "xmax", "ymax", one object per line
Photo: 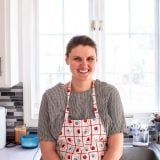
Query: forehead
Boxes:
[{"xmin": 69, "ymin": 45, "xmax": 96, "ymax": 56}]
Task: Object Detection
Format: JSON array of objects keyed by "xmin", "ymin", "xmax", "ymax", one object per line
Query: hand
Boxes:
[{"xmin": 40, "ymin": 141, "xmax": 60, "ymax": 160}]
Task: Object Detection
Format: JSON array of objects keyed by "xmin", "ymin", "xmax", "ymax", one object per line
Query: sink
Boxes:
[{"xmin": 120, "ymin": 146, "xmax": 158, "ymax": 160}]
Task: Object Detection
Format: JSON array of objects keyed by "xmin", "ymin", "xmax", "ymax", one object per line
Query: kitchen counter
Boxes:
[
  {"xmin": 0, "ymin": 143, "xmax": 158, "ymax": 160},
  {"xmin": 0, "ymin": 145, "xmax": 41, "ymax": 160}
]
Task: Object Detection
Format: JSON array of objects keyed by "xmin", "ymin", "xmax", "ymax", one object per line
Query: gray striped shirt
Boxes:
[{"xmin": 38, "ymin": 79, "xmax": 126, "ymax": 141}]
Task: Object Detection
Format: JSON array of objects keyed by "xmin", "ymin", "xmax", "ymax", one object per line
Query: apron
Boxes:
[{"xmin": 56, "ymin": 81, "xmax": 108, "ymax": 160}]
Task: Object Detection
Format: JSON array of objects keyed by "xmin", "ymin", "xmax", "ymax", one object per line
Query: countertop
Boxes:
[
  {"xmin": 0, "ymin": 145, "xmax": 41, "ymax": 160},
  {"xmin": 0, "ymin": 142, "xmax": 158, "ymax": 160}
]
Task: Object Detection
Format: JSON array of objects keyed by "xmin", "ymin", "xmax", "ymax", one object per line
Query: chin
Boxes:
[
  {"xmin": 78, "ymin": 76, "xmax": 92, "ymax": 81},
  {"xmin": 73, "ymin": 73, "xmax": 93, "ymax": 81}
]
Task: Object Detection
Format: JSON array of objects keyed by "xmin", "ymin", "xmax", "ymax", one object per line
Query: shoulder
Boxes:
[
  {"xmin": 95, "ymin": 79, "xmax": 119, "ymax": 96},
  {"xmin": 43, "ymin": 83, "xmax": 66, "ymax": 100}
]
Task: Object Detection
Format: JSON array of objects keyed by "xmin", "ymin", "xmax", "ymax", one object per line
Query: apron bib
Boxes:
[{"xmin": 56, "ymin": 81, "xmax": 107, "ymax": 160}]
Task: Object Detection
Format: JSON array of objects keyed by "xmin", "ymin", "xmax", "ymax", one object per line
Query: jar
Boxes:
[{"xmin": 15, "ymin": 124, "xmax": 27, "ymax": 144}]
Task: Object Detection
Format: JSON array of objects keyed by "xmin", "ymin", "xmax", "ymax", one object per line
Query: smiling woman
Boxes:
[{"xmin": 38, "ymin": 35, "xmax": 126, "ymax": 160}]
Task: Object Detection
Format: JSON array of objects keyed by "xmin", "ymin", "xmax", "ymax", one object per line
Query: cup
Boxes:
[{"xmin": 133, "ymin": 130, "xmax": 149, "ymax": 146}]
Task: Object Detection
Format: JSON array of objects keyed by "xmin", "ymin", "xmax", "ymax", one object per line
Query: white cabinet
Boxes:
[
  {"xmin": 0, "ymin": 0, "xmax": 19, "ymax": 87},
  {"xmin": 0, "ymin": 107, "xmax": 6, "ymax": 149}
]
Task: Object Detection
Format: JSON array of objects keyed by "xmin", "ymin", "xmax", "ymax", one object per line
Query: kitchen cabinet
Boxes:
[{"xmin": 0, "ymin": 0, "xmax": 19, "ymax": 87}]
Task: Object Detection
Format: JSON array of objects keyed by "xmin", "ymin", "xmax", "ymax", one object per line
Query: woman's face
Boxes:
[{"xmin": 66, "ymin": 45, "xmax": 97, "ymax": 82}]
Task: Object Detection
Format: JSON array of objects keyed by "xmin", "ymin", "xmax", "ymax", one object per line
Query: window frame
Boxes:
[
  {"xmin": 155, "ymin": 0, "xmax": 160, "ymax": 110},
  {"xmin": 22, "ymin": 0, "xmax": 160, "ymax": 127},
  {"xmin": 22, "ymin": 0, "xmax": 39, "ymax": 127}
]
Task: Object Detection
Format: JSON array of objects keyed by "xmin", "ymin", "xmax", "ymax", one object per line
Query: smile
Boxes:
[{"xmin": 79, "ymin": 70, "xmax": 89, "ymax": 73}]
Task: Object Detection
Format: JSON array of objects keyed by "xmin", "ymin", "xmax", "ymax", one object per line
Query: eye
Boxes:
[
  {"xmin": 73, "ymin": 57, "xmax": 82, "ymax": 61},
  {"xmin": 87, "ymin": 57, "xmax": 95, "ymax": 62}
]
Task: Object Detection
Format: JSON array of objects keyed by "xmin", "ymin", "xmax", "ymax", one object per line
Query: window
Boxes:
[
  {"xmin": 103, "ymin": 0, "xmax": 157, "ymax": 113},
  {"xmin": 22, "ymin": 0, "xmax": 160, "ymax": 126},
  {"xmin": 38, "ymin": 0, "xmax": 90, "ymax": 101}
]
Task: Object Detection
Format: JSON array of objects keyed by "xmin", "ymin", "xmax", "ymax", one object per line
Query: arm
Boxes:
[
  {"xmin": 38, "ymin": 92, "xmax": 60, "ymax": 160},
  {"xmin": 102, "ymin": 85, "xmax": 126, "ymax": 160},
  {"xmin": 103, "ymin": 133, "xmax": 124, "ymax": 160},
  {"xmin": 40, "ymin": 140, "xmax": 60, "ymax": 160}
]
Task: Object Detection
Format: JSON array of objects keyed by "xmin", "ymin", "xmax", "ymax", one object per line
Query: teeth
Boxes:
[{"xmin": 79, "ymin": 70, "xmax": 88, "ymax": 73}]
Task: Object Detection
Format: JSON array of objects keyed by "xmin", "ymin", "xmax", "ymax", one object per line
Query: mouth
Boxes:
[
  {"xmin": 79, "ymin": 69, "xmax": 89, "ymax": 74},
  {"xmin": 74, "ymin": 68, "xmax": 93, "ymax": 79}
]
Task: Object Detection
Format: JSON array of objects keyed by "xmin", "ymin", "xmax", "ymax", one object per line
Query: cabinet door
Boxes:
[
  {"xmin": 0, "ymin": 0, "xmax": 19, "ymax": 87},
  {"xmin": 0, "ymin": 0, "xmax": 6, "ymax": 86}
]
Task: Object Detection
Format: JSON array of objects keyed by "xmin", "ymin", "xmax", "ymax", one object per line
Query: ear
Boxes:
[{"xmin": 65, "ymin": 56, "xmax": 69, "ymax": 65}]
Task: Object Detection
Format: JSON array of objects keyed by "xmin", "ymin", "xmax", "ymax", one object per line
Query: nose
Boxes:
[{"xmin": 81, "ymin": 59, "xmax": 88, "ymax": 67}]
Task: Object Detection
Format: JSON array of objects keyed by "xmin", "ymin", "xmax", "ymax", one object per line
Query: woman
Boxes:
[{"xmin": 38, "ymin": 35, "xmax": 126, "ymax": 160}]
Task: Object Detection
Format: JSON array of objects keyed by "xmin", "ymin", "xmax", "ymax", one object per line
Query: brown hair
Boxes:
[{"xmin": 65, "ymin": 35, "xmax": 97, "ymax": 57}]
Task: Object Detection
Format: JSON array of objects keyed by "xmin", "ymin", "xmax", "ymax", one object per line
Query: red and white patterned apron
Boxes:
[{"xmin": 56, "ymin": 81, "xmax": 107, "ymax": 160}]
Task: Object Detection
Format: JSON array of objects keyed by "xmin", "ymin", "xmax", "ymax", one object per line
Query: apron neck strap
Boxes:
[
  {"xmin": 67, "ymin": 81, "xmax": 95, "ymax": 97},
  {"xmin": 66, "ymin": 81, "xmax": 98, "ymax": 112}
]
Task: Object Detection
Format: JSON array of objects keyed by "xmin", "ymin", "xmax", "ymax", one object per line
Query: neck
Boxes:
[{"xmin": 71, "ymin": 80, "xmax": 93, "ymax": 93}]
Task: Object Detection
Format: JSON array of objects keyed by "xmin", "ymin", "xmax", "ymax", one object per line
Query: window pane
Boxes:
[
  {"xmin": 104, "ymin": 34, "xmax": 155, "ymax": 112},
  {"xmin": 104, "ymin": 35, "xmax": 130, "ymax": 74},
  {"xmin": 130, "ymin": 35, "xmax": 155, "ymax": 73},
  {"xmin": 129, "ymin": 35, "xmax": 156, "ymax": 112},
  {"xmin": 130, "ymin": 73, "xmax": 155, "ymax": 112},
  {"xmin": 39, "ymin": 35, "xmax": 64, "ymax": 73},
  {"xmin": 64, "ymin": 0, "xmax": 89, "ymax": 34},
  {"xmin": 105, "ymin": 0, "xmax": 129, "ymax": 33},
  {"xmin": 39, "ymin": 0, "xmax": 63, "ymax": 34},
  {"xmin": 130, "ymin": 0, "xmax": 154, "ymax": 33},
  {"xmin": 103, "ymin": 0, "xmax": 156, "ymax": 114}
]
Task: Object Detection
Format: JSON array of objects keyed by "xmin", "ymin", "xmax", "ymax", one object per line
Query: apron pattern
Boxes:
[{"xmin": 56, "ymin": 81, "xmax": 107, "ymax": 160}]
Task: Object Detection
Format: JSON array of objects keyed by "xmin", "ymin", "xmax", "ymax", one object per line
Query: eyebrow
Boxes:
[{"xmin": 72, "ymin": 55, "xmax": 96, "ymax": 58}]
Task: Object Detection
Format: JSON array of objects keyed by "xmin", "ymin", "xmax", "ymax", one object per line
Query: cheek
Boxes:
[
  {"xmin": 69, "ymin": 62, "xmax": 78, "ymax": 70},
  {"xmin": 90, "ymin": 62, "xmax": 96, "ymax": 69}
]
